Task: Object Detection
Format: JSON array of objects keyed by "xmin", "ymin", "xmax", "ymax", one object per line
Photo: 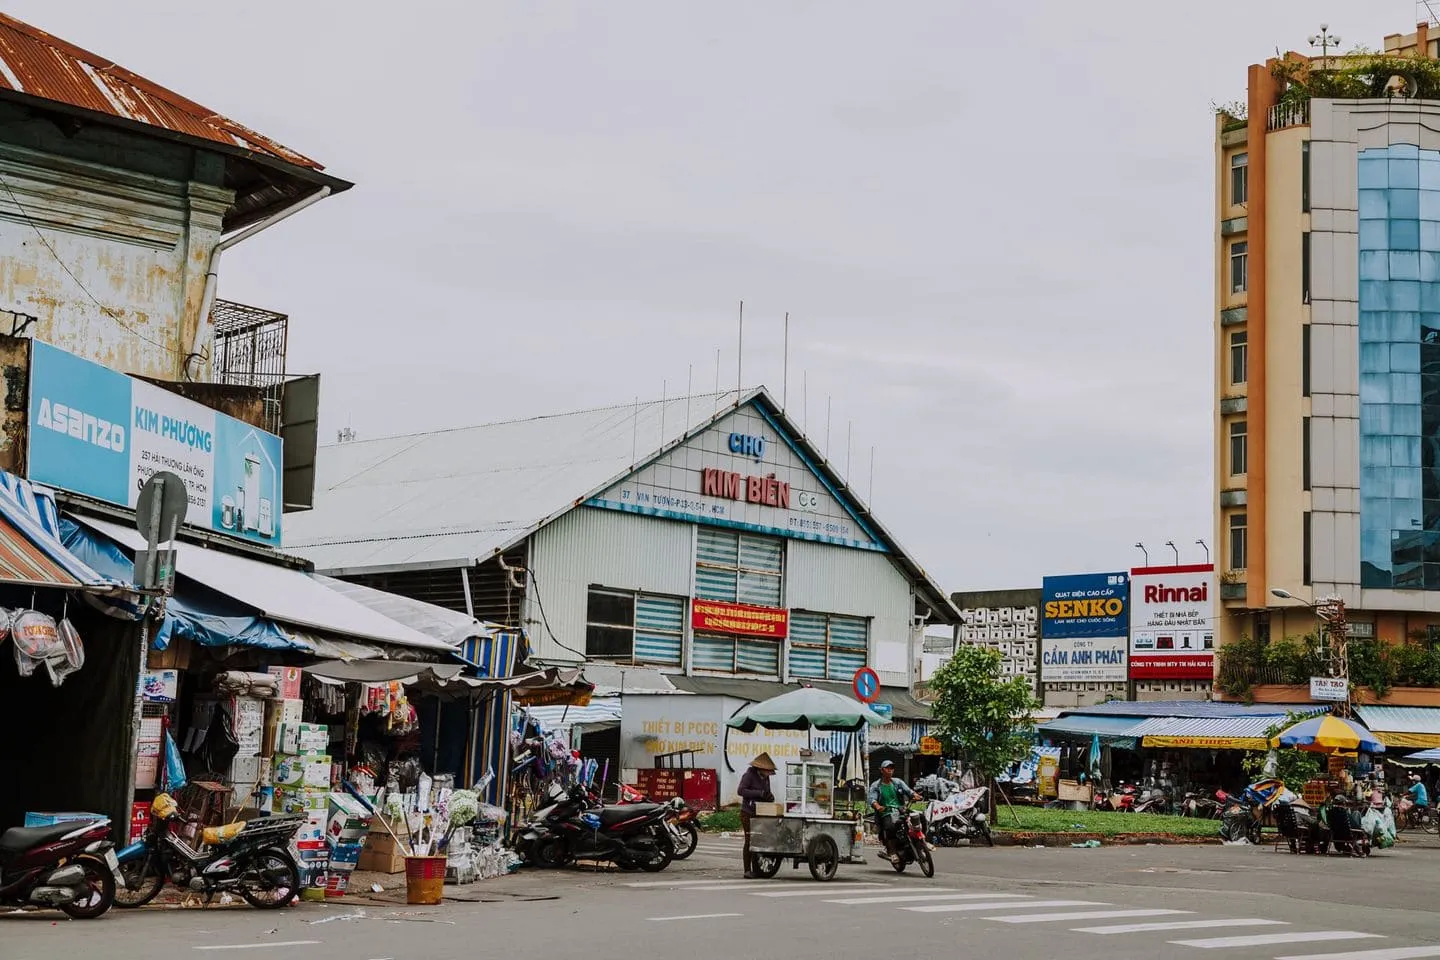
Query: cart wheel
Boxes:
[
  {"xmin": 807, "ymin": 835, "xmax": 839, "ymax": 882},
  {"xmin": 752, "ymin": 855, "xmax": 782, "ymax": 879}
]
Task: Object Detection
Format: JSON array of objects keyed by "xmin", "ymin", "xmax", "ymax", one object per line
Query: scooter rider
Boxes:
[{"xmin": 868, "ymin": 760, "xmax": 917, "ymax": 865}]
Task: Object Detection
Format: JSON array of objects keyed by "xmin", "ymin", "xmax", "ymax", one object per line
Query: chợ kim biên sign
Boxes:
[
  {"xmin": 26, "ymin": 340, "xmax": 284, "ymax": 545},
  {"xmin": 1040, "ymin": 572, "xmax": 1129, "ymax": 682}
]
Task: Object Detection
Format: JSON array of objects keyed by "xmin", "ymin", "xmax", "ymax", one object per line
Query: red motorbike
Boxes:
[{"xmin": 0, "ymin": 816, "xmax": 120, "ymax": 918}]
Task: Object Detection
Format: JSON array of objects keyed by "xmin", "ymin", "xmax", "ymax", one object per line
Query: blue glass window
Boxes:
[
  {"xmin": 1392, "ymin": 188, "xmax": 1422, "ymax": 219},
  {"xmin": 1392, "ymin": 158, "xmax": 1421, "ymax": 187},
  {"xmin": 1392, "ymin": 219, "xmax": 1422, "ymax": 250},
  {"xmin": 1360, "ymin": 157, "xmax": 1390, "ymax": 188},
  {"xmin": 1393, "ymin": 251, "xmax": 1422, "ymax": 279}
]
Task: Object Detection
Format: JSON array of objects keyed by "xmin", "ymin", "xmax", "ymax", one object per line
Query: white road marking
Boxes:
[
  {"xmin": 748, "ymin": 883, "xmax": 901, "ymax": 898},
  {"xmin": 1169, "ymin": 931, "xmax": 1383, "ymax": 949},
  {"xmin": 825, "ymin": 893, "xmax": 1029, "ymax": 906},
  {"xmin": 648, "ymin": 913, "xmax": 744, "ymax": 922},
  {"xmin": 624, "ymin": 880, "xmax": 781, "ymax": 889},
  {"xmin": 1074, "ymin": 918, "xmax": 1288, "ymax": 935},
  {"xmin": 193, "ymin": 944, "xmax": 322, "ymax": 952},
  {"xmin": 904, "ymin": 899, "xmax": 1103, "ymax": 914},
  {"xmin": 993, "ymin": 909, "xmax": 1191, "ymax": 924},
  {"xmin": 1277, "ymin": 949, "xmax": 1440, "ymax": 960}
]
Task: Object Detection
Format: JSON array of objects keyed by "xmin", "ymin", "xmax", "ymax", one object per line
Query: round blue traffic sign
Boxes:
[{"xmin": 852, "ymin": 666, "xmax": 880, "ymax": 703}]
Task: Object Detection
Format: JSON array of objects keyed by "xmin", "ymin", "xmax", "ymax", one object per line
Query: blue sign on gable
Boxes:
[
  {"xmin": 728, "ymin": 433, "xmax": 765, "ymax": 460},
  {"xmin": 28, "ymin": 341, "xmax": 284, "ymax": 545}
]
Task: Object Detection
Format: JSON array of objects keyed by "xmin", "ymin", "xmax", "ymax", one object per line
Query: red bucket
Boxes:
[{"xmin": 404, "ymin": 855, "xmax": 447, "ymax": 905}]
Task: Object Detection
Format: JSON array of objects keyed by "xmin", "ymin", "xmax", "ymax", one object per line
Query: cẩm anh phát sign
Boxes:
[{"xmin": 27, "ymin": 340, "xmax": 283, "ymax": 545}]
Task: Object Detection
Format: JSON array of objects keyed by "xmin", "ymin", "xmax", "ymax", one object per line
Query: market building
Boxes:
[
  {"xmin": 0, "ymin": 13, "xmax": 555, "ymax": 866},
  {"xmin": 285, "ymin": 388, "xmax": 957, "ymax": 801}
]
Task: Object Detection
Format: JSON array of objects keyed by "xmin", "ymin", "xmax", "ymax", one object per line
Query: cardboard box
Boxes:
[
  {"xmin": 129, "ymin": 802, "xmax": 151, "ymax": 844},
  {"xmin": 327, "ymin": 841, "xmax": 362, "ymax": 871},
  {"xmin": 753, "ymin": 802, "xmax": 783, "ymax": 817},
  {"xmin": 274, "ymin": 755, "xmax": 331, "ymax": 788},
  {"xmin": 295, "ymin": 812, "xmax": 327, "ymax": 843},
  {"xmin": 358, "ymin": 831, "xmax": 407, "ymax": 874},
  {"xmin": 327, "ymin": 793, "xmax": 371, "ymax": 843},
  {"xmin": 275, "ymin": 787, "xmax": 329, "ymax": 814},
  {"xmin": 267, "ymin": 666, "xmax": 302, "ymax": 700},
  {"xmin": 324, "ymin": 873, "xmax": 350, "ymax": 897},
  {"xmin": 295, "ymin": 839, "xmax": 329, "ymax": 863},
  {"xmin": 279, "ymin": 699, "xmax": 303, "ymax": 723},
  {"xmin": 277, "ymin": 723, "xmax": 328, "ymax": 757}
]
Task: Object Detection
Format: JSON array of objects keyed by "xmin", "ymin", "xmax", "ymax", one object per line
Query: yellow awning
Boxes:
[
  {"xmin": 1376, "ymin": 731, "xmax": 1440, "ymax": 749},
  {"xmin": 1142, "ymin": 735, "xmax": 1271, "ymax": 750}
]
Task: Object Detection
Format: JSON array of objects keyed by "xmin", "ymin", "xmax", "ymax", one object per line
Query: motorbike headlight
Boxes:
[{"xmin": 976, "ymin": 813, "xmax": 988, "ymax": 823}]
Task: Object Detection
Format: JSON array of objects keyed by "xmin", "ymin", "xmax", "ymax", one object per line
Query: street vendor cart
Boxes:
[{"xmin": 726, "ymin": 687, "xmax": 886, "ymax": 882}]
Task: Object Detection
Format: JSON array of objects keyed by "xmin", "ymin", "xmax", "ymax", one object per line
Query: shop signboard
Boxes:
[
  {"xmin": 1040, "ymin": 572, "xmax": 1129, "ymax": 682},
  {"xmin": 691, "ymin": 599, "xmax": 789, "ymax": 639},
  {"xmin": 919, "ymin": 736, "xmax": 942, "ymax": 756},
  {"xmin": 1310, "ymin": 676, "xmax": 1348, "ymax": 702},
  {"xmin": 27, "ymin": 340, "xmax": 284, "ymax": 545},
  {"xmin": 1128, "ymin": 565, "xmax": 1214, "ymax": 680}
]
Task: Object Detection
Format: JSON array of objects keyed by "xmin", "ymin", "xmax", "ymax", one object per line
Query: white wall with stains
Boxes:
[{"xmin": 0, "ymin": 142, "xmax": 232, "ymax": 380}]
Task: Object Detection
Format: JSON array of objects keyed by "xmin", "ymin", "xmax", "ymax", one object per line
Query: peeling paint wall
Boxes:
[
  {"xmin": 138, "ymin": 377, "xmax": 269, "ymax": 431},
  {"xmin": 0, "ymin": 335, "xmax": 29, "ymax": 475},
  {"xmin": 0, "ymin": 139, "xmax": 232, "ymax": 380}
]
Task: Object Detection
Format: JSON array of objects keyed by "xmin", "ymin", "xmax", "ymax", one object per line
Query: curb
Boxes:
[{"xmin": 994, "ymin": 832, "xmax": 1222, "ymax": 847}]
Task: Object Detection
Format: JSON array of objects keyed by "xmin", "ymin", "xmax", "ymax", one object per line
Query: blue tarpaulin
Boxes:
[{"xmin": 60, "ymin": 518, "xmax": 298, "ymax": 652}]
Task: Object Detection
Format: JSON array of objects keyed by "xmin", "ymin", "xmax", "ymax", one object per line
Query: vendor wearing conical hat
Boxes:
[{"xmin": 738, "ymin": 753, "xmax": 776, "ymax": 877}]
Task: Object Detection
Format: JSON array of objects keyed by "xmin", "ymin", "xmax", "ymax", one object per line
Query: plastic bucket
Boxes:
[{"xmin": 404, "ymin": 855, "xmax": 447, "ymax": 905}]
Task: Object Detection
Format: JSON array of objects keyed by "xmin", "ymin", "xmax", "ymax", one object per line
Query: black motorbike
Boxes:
[
  {"xmin": 882, "ymin": 809, "xmax": 935, "ymax": 878},
  {"xmin": 0, "ymin": 816, "xmax": 119, "ymax": 918},
  {"xmin": 514, "ymin": 783, "xmax": 680, "ymax": 872},
  {"xmin": 114, "ymin": 796, "xmax": 303, "ymax": 909}
]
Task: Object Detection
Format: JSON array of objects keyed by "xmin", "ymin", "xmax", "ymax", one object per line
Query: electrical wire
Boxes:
[
  {"xmin": 523, "ymin": 566, "xmax": 589, "ymax": 662},
  {"xmin": 0, "ymin": 170, "xmax": 184, "ymax": 357}
]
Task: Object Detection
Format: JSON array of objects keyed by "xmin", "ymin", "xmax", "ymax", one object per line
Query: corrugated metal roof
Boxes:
[
  {"xmin": 521, "ymin": 697, "xmax": 623, "ymax": 732},
  {"xmin": 1066, "ymin": 700, "xmax": 1314, "ymax": 719},
  {"xmin": 0, "ymin": 12, "xmax": 322, "ymax": 172},
  {"xmin": 1037, "ymin": 714, "xmax": 1153, "ymax": 740},
  {"xmin": 284, "ymin": 387, "xmax": 958, "ymax": 621},
  {"xmin": 1355, "ymin": 705, "xmax": 1440, "ymax": 734},
  {"xmin": 1132, "ymin": 715, "xmax": 1298, "ymax": 739}
]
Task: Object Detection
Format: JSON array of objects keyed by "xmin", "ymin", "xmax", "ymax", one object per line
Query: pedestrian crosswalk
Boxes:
[{"xmin": 625, "ymin": 875, "xmax": 1429, "ymax": 959}]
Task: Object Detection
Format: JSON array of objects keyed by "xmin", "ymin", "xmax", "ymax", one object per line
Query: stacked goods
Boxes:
[
  {"xmin": 324, "ymin": 792, "xmax": 372, "ymax": 896},
  {"xmin": 273, "ymin": 718, "xmax": 330, "ymax": 893}
]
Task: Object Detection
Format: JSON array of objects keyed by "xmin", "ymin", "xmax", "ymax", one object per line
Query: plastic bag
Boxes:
[{"xmin": 163, "ymin": 730, "xmax": 188, "ymax": 792}]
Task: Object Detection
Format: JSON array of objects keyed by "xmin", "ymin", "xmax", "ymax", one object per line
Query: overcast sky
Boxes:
[{"xmin": 12, "ymin": 1, "xmax": 1416, "ymax": 592}]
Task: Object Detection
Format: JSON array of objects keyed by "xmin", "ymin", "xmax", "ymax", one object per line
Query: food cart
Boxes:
[{"xmin": 726, "ymin": 687, "xmax": 886, "ymax": 882}]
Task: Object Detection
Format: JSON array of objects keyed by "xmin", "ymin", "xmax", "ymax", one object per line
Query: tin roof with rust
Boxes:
[{"xmin": 0, "ymin": 12, "xmax": 322, "ymax": 172}]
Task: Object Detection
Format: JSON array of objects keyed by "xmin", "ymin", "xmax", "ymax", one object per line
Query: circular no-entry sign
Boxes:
[{"xmin": 852, "ymin": 666, "xmax": 880, "ymax": 703}]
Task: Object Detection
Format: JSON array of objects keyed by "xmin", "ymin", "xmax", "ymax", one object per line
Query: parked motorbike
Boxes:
[
  {"xmin": 924, "ymin": 787, "xmax": 993, "ymax": 847},
  {"xmin": 604, "ymin": 784, "xmax": 699, "ymax": 861},
  {"xmin": 113, "ymin": 794, "xmax": 303, "ymax": 909},
  {"xmin": 0, "ymin": 816, "xmax": 120, "ymax": 918},
  {"xmin": 1132, "ymin": 785, "xmax": 1172, "ymax": 815},
  {"xmin": 884, "ymin": 809, "xmax": 935, "ymax": 877},
  {"xmin": 514, "ymin": 783, "xmax": 680, "ymax": 872},
  {"xmin": 1179, "ymin": 791, "xmax": 1222, "ymax": 819},
  {"xmin": 1217, "ymin": 779, "xmax": 1287, "ymax": 844}
]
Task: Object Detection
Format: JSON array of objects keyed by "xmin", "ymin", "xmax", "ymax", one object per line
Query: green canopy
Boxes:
[{"xmin": 726, "ymin": 686, "xmax": 889, "ymax": 732}]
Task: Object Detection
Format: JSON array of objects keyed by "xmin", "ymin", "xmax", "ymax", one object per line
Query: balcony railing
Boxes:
[
  {"xmin": 211, "ymin": 299, "xmax": 288, "ymax": 434},
  {"xmin": 1268, "ymin": 100, "xmax": 1311, "ymax": 131}
]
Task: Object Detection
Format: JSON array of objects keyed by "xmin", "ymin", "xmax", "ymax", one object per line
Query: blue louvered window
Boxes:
[
  {"xmin": 788, "ymin": 611, "xmax": 869, "ymax": 681},
  {"xmin": 692, "ymin": 633, "xmax": 781, "ymax": 677},
  {"xmin": 585, "ymin": 589, "xmax": 684, "ymax": 666},
  {"xmin": 695, "ymin": 528, "xmax": 783, "ymax": 606}
]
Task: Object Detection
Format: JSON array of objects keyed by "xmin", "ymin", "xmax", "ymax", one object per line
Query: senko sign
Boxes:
[{"xmin": 1040, "ymin": 572, "xmax": 1128, "ymax": 683}]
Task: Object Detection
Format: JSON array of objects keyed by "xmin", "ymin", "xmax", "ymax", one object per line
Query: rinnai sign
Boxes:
[
  {"xmin": 1040, "ymin": 572, "xmax": 1128, "ymax": 683},
  {"xmin": 691, "ymin": 599, "xmax": 789, "ymax": 639},
  {"xmin": 1129, "ymin": 565, "xmax": 1215, "ymax": 680},
  {"xmin": 701, "ymin": 467, "xmax": 792, "ymax": 509}
]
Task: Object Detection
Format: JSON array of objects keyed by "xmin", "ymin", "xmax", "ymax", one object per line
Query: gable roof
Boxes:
[
  {"xmin": 285, "ymin": 387, "xmax": 958, "ymax": 622},
  {"xmin": 0, "ymin": 13, "xmax": 350, "ymax": 228}
]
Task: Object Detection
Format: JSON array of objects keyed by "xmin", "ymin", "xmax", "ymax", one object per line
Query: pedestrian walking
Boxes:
[{"xmin": 737, "ymin": 752, "xmax": 776, "ymax": 876}]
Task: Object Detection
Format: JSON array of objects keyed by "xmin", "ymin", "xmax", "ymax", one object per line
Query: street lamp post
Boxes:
[
  {"xmin": 1308, "ymin": 23, "xmax": 1342, "ymax": 68},
  {"xmin": 1134, "ymin": 542, "xmax": 1148, "ymax": 567},
  {"xmin": 1195, "ymin": 539, "xmax": 1210, "ymax": 564},
  {"xmin": 1271, "ymin": 588, "xmax": 1351, "ymax": 716},
  {"xmin": 1165, "ymin": 541, "xmax": 1180, "ymax": 565}
]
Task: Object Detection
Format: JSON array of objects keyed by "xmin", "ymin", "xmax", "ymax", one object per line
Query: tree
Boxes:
[
  {"xmin": 1241, "ymin": 711, "xmax": 1325, "ymax": 792},
  {"xmin": 928, "ymin": 644, "xmax": 1040, "ymax": 781}
]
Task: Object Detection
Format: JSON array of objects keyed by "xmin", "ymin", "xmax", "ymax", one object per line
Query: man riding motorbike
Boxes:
[{"xmin": 868, "ymin": 760, "xmax": 918, "ymax": 866}]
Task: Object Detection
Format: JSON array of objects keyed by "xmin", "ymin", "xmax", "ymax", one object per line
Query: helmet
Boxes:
[{"xmin": 151, "ymin": 793, "xmax": 179, "ymax": 820}]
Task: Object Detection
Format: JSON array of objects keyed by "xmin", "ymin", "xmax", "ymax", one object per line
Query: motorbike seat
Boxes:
[
  {"xmin": 597, "ymin": 803, "xmax": 662, "ymax": 826},
  {"xmin": 0, "ymin": 822, "xmax": 97, "ymax": 857}
]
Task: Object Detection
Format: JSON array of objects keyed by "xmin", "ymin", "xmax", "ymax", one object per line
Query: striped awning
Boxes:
[
  {"xmin": 0, "ymin": 510, "xmax": 86, "ymax": 587},
  {"xmin": 1355, "ymin": 706, "xmax": 1440, "ymax": 749},
  {"xmin": 1139, "ymin": 715, "xmax": 1312, "ymax": 750},
  {"xmin": 0, "ymin": 472, "xmax": 119, "ymax": 592}
]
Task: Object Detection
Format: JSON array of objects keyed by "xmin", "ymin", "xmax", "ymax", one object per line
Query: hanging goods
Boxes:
[{"xmin": 12, "ymin": 607, "xmax": 81, "ymax": 686}]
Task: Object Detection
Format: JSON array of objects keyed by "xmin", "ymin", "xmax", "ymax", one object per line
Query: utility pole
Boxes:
[{"xmin": 1315, "ymin": 597, "xmax": 1351, "ymax": 717}]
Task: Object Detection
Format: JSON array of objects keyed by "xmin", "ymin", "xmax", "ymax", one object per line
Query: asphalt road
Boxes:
[{"xmin": 5, "ymin": 836, "xmax": 1438, "ymax": 960}]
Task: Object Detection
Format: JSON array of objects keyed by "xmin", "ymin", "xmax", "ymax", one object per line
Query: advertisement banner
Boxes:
[
  {"xmin": 27, "ymin": 340, "xmax": 283, "ymax": 545},
  {"xmin": 1128, "ymin": 564, "xmax": 1214, "ymax": 680},
  {"xmin": 691, "ymin": 599, "xmax": 789, "ymax": 639},
  {"xmin": 1040, "ymin": 572, "xmax": 1128, "ymax": 682}
]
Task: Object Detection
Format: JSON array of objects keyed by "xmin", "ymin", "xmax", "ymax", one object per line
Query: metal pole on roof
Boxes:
[
  {"xmin": 661, "ymin": 380, "xmax": 667, "ymax": 447},
  {"xmin": 686, "ymin": 365, "xmax": 693, "ymax": 432},
  {"xmin": 632, "ymin": 396, "xmax": 640, "ymax": 465},
  {"xmin": 783, "ymin": 311, "xmax": 789, "ymax": 409},
  {"xmin": 737, "ymin": 300, "xmax": 744, "ymax": 395}
]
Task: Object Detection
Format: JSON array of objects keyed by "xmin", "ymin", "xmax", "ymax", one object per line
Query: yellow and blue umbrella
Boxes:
[{"xmin": 1272, "ymin": 714, "xmax": 1385, "ymax": 754}]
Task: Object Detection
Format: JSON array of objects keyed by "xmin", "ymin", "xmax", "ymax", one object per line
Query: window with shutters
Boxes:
[
  {"xmin": 694, "ymin": 528, "xmax": 784, "ymax": 606},
  {"xmin": 788, "ymin": 611, "xmax": 869, "ymax": 681},
  {"xmin": 691, "ymin": 633, "xmax": 781, "ymax": 676},
  {"xmin": 584, "ymin": 589, "xmax": 685, "ymax": 667}
]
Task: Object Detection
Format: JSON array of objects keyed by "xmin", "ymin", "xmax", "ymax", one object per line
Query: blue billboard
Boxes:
[
  {"xmin": 1040, "ymin": 572, "xmax": 1129, "ymax": 683},
  {"xmin": 28, "ymin": 340, "xmax": 284, "ymax": 545}
]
